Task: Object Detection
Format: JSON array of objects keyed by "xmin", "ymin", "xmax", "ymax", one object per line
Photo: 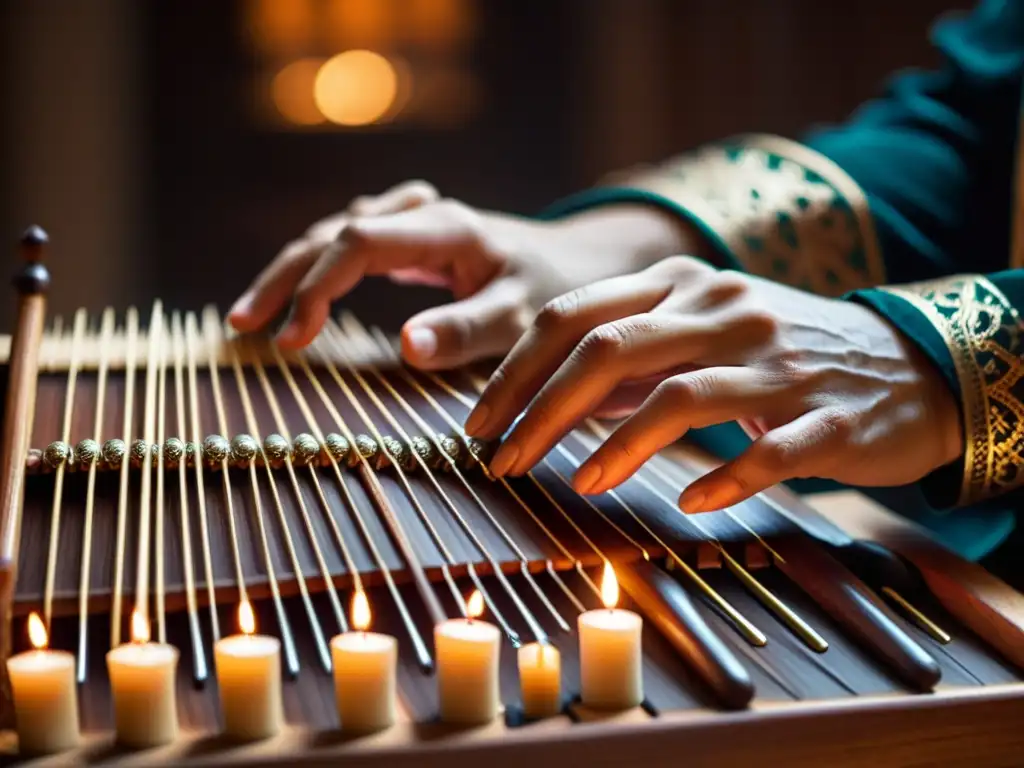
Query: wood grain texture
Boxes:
[{"xmin": 2, "ymin": 313, "xmax": 1024, "ymax": 764}]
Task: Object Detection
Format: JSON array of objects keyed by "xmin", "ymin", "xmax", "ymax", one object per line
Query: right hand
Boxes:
[{"xmin": 228, "ymin": 179, "xmax": 696, "ymax": 370}]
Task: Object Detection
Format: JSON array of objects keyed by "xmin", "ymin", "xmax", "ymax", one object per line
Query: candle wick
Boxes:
[{"xmin": 362, "ymin": 630, "xmax": 367, "ymax": 641}]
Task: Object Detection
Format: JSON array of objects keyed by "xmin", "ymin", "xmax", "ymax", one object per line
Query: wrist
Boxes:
[{"xmin": 552, "ymin": 203, "xmax": 718, "ymax": 272}]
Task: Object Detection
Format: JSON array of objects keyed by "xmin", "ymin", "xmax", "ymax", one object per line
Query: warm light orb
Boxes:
[
  {"xmin": 466, "ymin": 589, "xmax": 484, "ymax": 620},
  {"xmin": 272, "ymin": 59, "xmax": 326, "ymax": 126},
  {"xmin": 601, "ymin": 561, "xmax": 619, "ymax": 610},
  {"xmin": 239, "ymin": 599, "xmax": 256, "ymax": 636},
  {"xmin": 351, "ymin": 590, "xmax": 371, "ymax": 632},
  {"xmin": 314, "ymin": 49, "xmax": 398, "ymax": 126},
  {"xmin": 131, "ymin": 610, "xmax": 151, "ymax": 645},
  {"xmin": 27, "ymin": 612, "xmax": 47, "ymax": 650}
]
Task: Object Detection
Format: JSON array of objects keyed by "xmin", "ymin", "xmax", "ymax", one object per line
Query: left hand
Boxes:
[{"xmin": 464, "ymin": 256, "xmax": 964, "ymax": 513}]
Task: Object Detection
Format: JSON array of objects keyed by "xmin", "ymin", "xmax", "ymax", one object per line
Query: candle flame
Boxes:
[
  {"xmin": 27, "ymin": 612, "xmax": 47, "ymax": 650},
  {"xmin": 601, "ymin": 561, "xmax": 619, "ymax": 610},
  {"xmin": 466, "ymin": 589, "xmax": 484, "ymax": 619},
  {"xmin": 239, "ymin": 599, "xmax": 256, "ymax": 636},
  {"xmin": 131, "ymin": 609, "xmax": 151, "ymax": 644},
  {"xmin": 352, "ymin": 590, "xmax": 371, "ymax": 632}
]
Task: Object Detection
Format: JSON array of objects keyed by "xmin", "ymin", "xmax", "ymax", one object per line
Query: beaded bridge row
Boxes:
[{"xmin": 29, "ymin": 432, "xmax": 497, "ymax": 475}]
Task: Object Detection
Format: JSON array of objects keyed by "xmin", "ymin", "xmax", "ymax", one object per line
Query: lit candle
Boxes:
[
  {"xmin": 6, "ymin": 612, "xmax": 79, "ymax": 755},
  {"xmin": 578, "ymin": 562, "xmax": 643, "ymax": 710},
  {"xmin": 106, "ymin": 610, "xmax": 179, "ymax": 747},
  {"xmin": 214, "ymin": 600, "xmax": 283, "ymax": 740},
  {"xmin": 517, "ymin": 642, "xmax": 561, "ymax": 719},
  {"xmin": 331, "ymin": 590, "xmax": 397, "ymax": 733},
  {"xmin": 435, "ymin": 590, "xmax": 501, "ymax": 725}
]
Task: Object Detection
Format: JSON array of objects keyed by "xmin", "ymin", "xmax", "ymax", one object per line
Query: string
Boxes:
[
  {"xmin": 76, "ymin": 307, "xmax": 114, "ymax": 682},
  {"xmin": 243, "ymin": 338, "xmax": 432, "ymax": 672},
  {"xmin": 215, "ymin": 316, "xmax": 332, "ymax": 673},
  {"xmin": 227, "ymin": 335, "xmax": 347, "ymax": 636},
  {"xmin": 183, "ymin": 312, "xmax": 220, "ymax": 642},
  {"xmin": 308, "ymin": 330, "xmax": 547, "ymax": 645},
  {"xmin": 155, "ymin": 306, "xmax": 169, "ymax": 643},
  {"xmin": 199, "ymin": 308, "xmax": 299, "ymax": 678},
  {"xmin": 132, "ymin": 301, "xmax": 163, "ymax": 624},
  {"xmin": 110, "ymin": 307, "xmax": 138, "ymax": 647},
  {"xmin": 170, "ymin": 312, "xmax": 208, "ymax": 682},
  {"xmin": 320, "ymin": 321, "xmax": 574, "ymax": 632},
  {"xmin": 43, "ymin": 308, "xmax": 87, "ymax": 630},
  {"xmin": 267, "ymin": 337, "xmax": 448, "ymax": 631}
]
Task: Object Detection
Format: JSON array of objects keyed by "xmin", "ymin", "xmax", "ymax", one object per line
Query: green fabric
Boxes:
[{"xmin": 537, "ymin": 0, "xmax": 1024, "ymax": 560}]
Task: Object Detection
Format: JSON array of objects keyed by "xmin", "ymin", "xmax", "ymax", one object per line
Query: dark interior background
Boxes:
[{"xmin": 1, "ymin": 0, "xmax": 967, "ymax": 332}]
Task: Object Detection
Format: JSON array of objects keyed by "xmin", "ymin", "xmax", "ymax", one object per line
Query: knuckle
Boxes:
[
  {"xmin": 817, "ymin": 410, "xmax": 855, "ymax": 443},
  {"xmin": 653, "ymin": 254, "xmax": 702, "ymax": 278},
  {"xmin": 704, "ymin": 271, "xmax": 750, "ymax": 304},
  {"xmin": 730, "ymin": 308, "xmax": 778, "ymax": 341},
  {"xmin": 755, "ymin": 435, "xmax": 800, "ymax": 474},
  {"xmin": 576, "ymin": 322, "xmax": 631, "ymax": 362},
  {"xmin": 402, "ymin": 179, "xmax": 440, "ymax": 202},
  {"xmin": 654, "ymin": 376, "xmax": 699, "ymax": 411},
  {"xmin": 535, "ymin": 291, "xmax": 583, "ymax": 332}
]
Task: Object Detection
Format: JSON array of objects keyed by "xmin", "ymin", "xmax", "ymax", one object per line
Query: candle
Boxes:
[
  {"xmin": 214, "ymin": 600, "xmax": 283, "ymax": 740},
  {"xmin": 331, "ymin": 590, "xmax": 397, "ymax": 733},
  {"xmin": 435, "ymin": 589, "xmax": 501, "ymax": 725},
  {"xmin": 6, "ymin": 613, "xmax": 79, "ymax": 755},
  {"xmin": 106, "ymin": 610, "xmax": 179, "ymax": 747},
  {"xmin": 578, "ymin": 562, "xmax": 643, "ymax": 710},
  {"xmin": 517, "ymin": 642, "xmax": 561, "ymax": 719}
]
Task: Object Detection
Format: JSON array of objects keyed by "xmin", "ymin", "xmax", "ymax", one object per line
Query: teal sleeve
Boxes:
[
  {"xmin": 803, "ymin": 0, "xmax": 1024, "ymax": 284},
  {"xmin": 848, "ymin": 270, "xmax": 1024, "ymax": 510},
  {"xmin": 540, "ymin": 0, "xmax": 1024, "ymax": 298}
]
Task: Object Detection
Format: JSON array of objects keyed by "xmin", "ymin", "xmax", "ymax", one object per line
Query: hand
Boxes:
[
  {"xmin": 228, "ymin": 180, "xmax": 694, "ymax": 369},
  {"xmin": 465, "ymin": 256, "xmax": 964, "ymax": 512}
]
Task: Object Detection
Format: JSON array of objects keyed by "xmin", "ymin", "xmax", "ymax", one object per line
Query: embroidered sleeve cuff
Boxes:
[
  {"xmin": 541, "ymin": 133, "xmax": 886, "ymax": 295},
  {"xmin": 850, "ymin": 273, "xmax": 1024, "ymax": 508}
]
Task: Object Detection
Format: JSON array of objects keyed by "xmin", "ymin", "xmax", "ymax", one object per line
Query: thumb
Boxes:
[{"xmin": 401, "ymin": 277, "xmax": 528, "ymax": 370}]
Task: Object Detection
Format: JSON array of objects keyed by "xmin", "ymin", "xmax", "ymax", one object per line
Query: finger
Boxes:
[
  {"xmin": 492, "ymin": 314, "xmax": 733, "ymax": 477},
  {"xmin": 228, "ymin": 239, "xmax": 322, "ymax": 332},
  {"xmin": 574, "ymin": 367, "xmax": 784, "ymax": 494},
  {"xmin": 276, "ymin": 202, "xmax": 495, "ymax": 349},
  {"xmin": 678, "ymin": 409, "xmax": 843, "ymax": 513},
  {"xmin": 347, "ymin": 179, "xmax": 440, "ymax": 217},
  {"xmin": 465, "ymin": 272, "xmax": 671, "ymax": 441},
  {"xmin": 400, "ymin": 277, "xmax": 527, "ymax": 369}
]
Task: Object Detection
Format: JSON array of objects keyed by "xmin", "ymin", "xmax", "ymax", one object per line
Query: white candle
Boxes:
[
  {"xmin": 6, "ymin": 613, "xmax": 79, "ymax": 755},
  {"xmin": 578, "ymin": 562, "xmax": 643, "ymax": 710},
  {"xmin": 214, "ymin": 600, "xmax": 283, "ymax": 741},
  {"xmin": 517, "ymin": 642, "xmax": 561, "ymax": 719},
  {"xmin": 331, "ymin": 590, "xmax": 397, "ymax": 733},
  {"xmin": 435, "ymin": 590, "xmax": 501, "ymax": 725},
  {"xmin": 106, "ymin": 610, "xmax": 179, "ymax": 748}
]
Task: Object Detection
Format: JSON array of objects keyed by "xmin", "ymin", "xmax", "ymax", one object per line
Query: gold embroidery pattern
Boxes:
[
  {"xmin": 881, "ymin": 276, "xmax": 1024, "ymax": 506},
  {"xmin": 607, "ymin": 134, "xmax": 885, "ymax": 296}
]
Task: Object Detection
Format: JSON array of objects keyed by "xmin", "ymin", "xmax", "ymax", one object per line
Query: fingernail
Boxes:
[
  {"xmin": 228, "ymin": 295, "xmax": 251, "ymax": 319},
  {"xmin": 679, "ymin": 487, "xmax": 707, "ymax": 514},
  {"xmin": 406, "ymin": 326, "xmax": 437, "ymax": 360},
  {"xmin": 489, "ymin": 442, "xmax": 519, "ymax": 478},
  {"xmin": 464, "ymin": 403, "xmax": 490, "ymax": 436},
  {"xmin": 574, "ymin": 463, "xmax": 603, "ymax": 494}
]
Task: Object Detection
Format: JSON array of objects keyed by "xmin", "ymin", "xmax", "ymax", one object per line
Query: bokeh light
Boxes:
[
  {"xmin": 313, "ymin": 50, "xmax": 398, "ymax": 126},
  {"xmin": 271, "ymin": 58, "xmax": 326, "ymax": 125}
]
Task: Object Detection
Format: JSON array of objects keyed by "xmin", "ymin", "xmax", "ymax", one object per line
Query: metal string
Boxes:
[
  {"xmin": 75, "ymin": 308, "xmax": 114, "ymax": 682},
  {"xmin": 197, "ymin": 309, "xmax": 300, "ymax": 678},
  {"xmin": 43, "ymin": 309, "xmax": 87, "ymax": 630},
  {"xmin": 169, "ymin": 312, "xmax": 208, "ymax": 683},
  {"xmin": 110, "ymin": 307, "xmax": 138, "ymax": 647}
]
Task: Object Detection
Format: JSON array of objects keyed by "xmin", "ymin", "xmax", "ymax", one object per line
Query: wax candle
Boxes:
[
  {"xmin": 517, "ymin": 642, "xmax": 561, "ymax": 719},
  {"xmin": 6, "ymin": 613, "xmax": 79, "ymax": 755},
  {"xmin": 435, "ymin": 590, "xmax": 501, "ymax": 725},
  {"xmin": 578, "ymin": 562, "xmax": 643, "ymax": 710},
  {"xmin": 214, "ymin": 600, "xmax": 283, "ymax": 741},
  {"xmin": 106, "ymin": 610, "xmax": 179, "ymax": 747},
  {"xmin": 331, "ymin": 590, "xmax": 397, "ymax": 733}
]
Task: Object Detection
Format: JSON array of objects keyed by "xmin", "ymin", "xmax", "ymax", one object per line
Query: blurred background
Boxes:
[{"xmin": 0, "ymin": 0, "xmax": 968, "ymax": 332}]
